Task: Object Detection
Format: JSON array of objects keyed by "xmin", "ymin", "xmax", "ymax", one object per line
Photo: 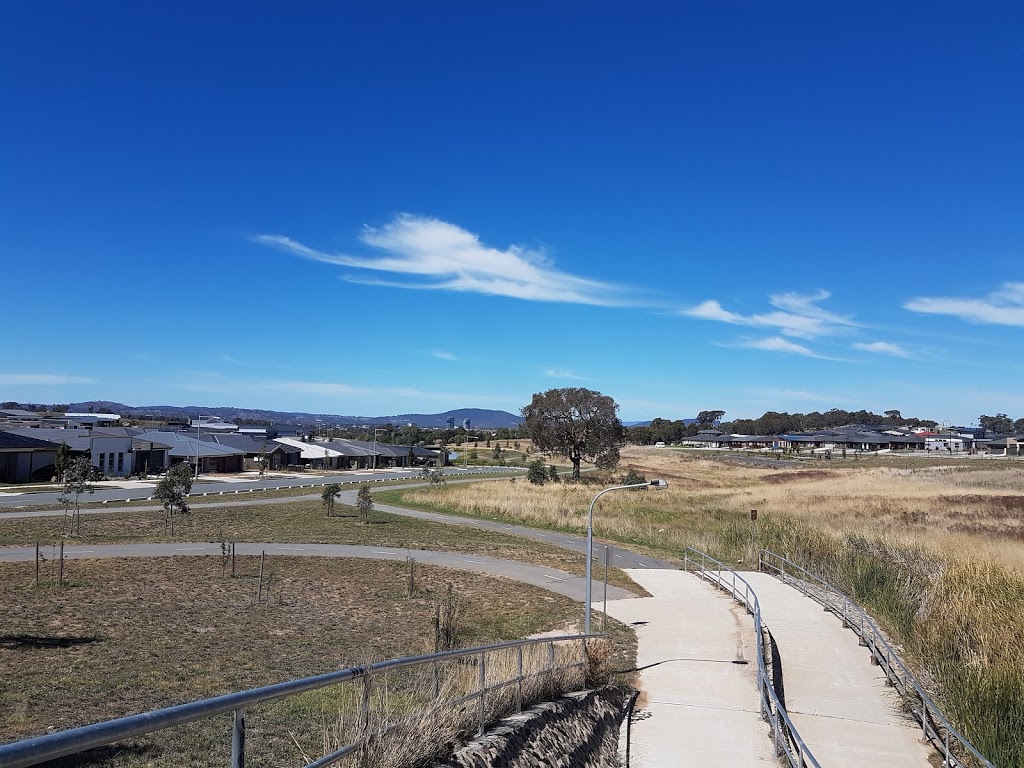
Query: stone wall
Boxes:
[{"xmin": 432, "ymin": 687, "xmax": 630, "ymax": 768}]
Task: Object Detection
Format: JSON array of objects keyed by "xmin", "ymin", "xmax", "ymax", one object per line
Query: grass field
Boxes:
[
  {"xmin": 0, "ymin": 556, "xmax": 636, "ymax": 766},
  {"xmin": 0, "ymin": 499, "xmax": 644, "ymax": 594},
  {"xmin": 385, "ymin": 446, "xmax": 1024, "ymax": 767}
]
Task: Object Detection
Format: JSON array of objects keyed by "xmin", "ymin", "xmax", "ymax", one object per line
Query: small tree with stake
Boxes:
[
  {"xmin": 59, "ymin": 456, "xmax": 96, "ymax": 535},
  {"xmin": 321, "ymin": 483, "xmax": 341, "ymax": 517},
  {"xmin": 356, "ymin": 484, "xmax": 373, "ymax": 523},
  {"xmin": 155, "ymin": 462, "xmax": 194, "ymax": 535}
]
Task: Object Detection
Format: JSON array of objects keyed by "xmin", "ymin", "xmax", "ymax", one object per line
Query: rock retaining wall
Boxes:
[{"xmin": 432, "ymin": 687, "xmax": 629, "ymax": 768}]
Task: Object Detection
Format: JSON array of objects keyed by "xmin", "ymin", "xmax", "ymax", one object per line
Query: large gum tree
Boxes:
[{"xmin": 521, "ymin": 387, "xmax": 624, "ymax": 481}]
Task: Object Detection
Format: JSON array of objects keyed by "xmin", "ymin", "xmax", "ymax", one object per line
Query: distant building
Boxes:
[
  {"xmin": 462, "ymin": 418, "xmax": 471, "ymax": 430},
  {"xmin": 446, "ymin": 417, "xmax": 455, "ymax": 430}
]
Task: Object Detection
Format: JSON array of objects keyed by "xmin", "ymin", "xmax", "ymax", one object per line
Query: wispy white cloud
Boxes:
[
  {"xmin": 731, "ymin": 336, "xmax": 825, "ymax": 357},
  {"xmin": 852, "ymin": 341, "xmax": 911, "ymax": 358},
  {"xmin": 255, "ymin": 214, "xmax": 636, "ymax": 306},
  {"xmin": 432, "ymin": 351, "xmax": 457, "ymax": 361},
  {"xmin": 176, "ymin": 372, "xmax": 524, "ymax": 409},
  {"xmin": 0, "ymin": 373, "xmax": 96, "ymax": 385},
  {"xmin": 682, "ymin": 290, "xmax": 857, "ymax": 339},
  {"xmin": 544, "ymin": 369, "xmax": 589, "ymax": 380},
  {"xmin": 745, "ymin": 387, "xmax": 856, "ymax": 406},
  {"xmin": 904, "ymin": 282, "xmax": 1024, "ymax": 326}
]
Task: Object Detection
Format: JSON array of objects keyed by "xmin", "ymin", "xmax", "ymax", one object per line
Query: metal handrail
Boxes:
[
  {"xmin": 682, "ymin": 546, "xmax": 821, "ymax": 768},
  {"xmin": 0, "ymin": 633, "xmax": 598, "ymax": 768},
  {"xmin": 758, "ymin": 549, "xmax": 996, "ymax": 768}
]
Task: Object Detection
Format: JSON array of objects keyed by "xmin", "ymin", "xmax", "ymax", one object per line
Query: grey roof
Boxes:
[
  {"xmin": 210, "ymin": 434, "xmax": 289, "ymax": 454},
  {"xmin": 0, "ymin": 431, "xmax": 59, "ymax": 450},
  {"xmin": 92, "ymin": 427, "xmax": 144, "ymax": 438},
  {"xmin": 0, "ymin": 409, "xmax": 41, "ymax": 419},
  {"xmin": 318, "ymin": 439, "xmax": 379, "ymax": 457},
  {"xmin": 136, "ymin": 431, "xmax": 246, "ymax": 458},
  {"xmin": 4, "ymin": 427, "xmax": 94, "ymax": 452}
]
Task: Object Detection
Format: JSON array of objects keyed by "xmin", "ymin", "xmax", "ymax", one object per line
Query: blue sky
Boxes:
[{"xmin": 2, "ymin": 2, "xmax": 1022, "ymax": 424}]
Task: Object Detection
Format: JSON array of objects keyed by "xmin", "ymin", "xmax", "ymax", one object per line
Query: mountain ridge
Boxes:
[{"xmin": 63, "ymin": 401, "xmax": 524, "ymax": 429}]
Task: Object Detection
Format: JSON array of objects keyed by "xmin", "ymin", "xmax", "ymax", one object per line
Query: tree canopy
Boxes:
[{"xmin": 521, "ymin": 388, "xmax": 624, "ymax": 481}]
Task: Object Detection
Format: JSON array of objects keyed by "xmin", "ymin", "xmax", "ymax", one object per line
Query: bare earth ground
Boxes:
[{"xmin": 0, "ymin": 556, "xmax": 637, "ymax": 767}]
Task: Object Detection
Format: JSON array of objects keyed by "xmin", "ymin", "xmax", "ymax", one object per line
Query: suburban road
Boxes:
[{"xmin": 0, "ymin": 466, "xmax": 519, "ymax": 508}]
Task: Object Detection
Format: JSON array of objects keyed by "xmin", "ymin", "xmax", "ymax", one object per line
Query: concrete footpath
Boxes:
[
  {"xmin": 604, "ymin": 569, "xmax": 776, "ymax": 767},
  {"xmin": 0, "ymin": 542, "xmax": 636, "ymax": 604},
  {"xmin": 739, "ymin": 572, "xmax": 932, "ymax": 767}
]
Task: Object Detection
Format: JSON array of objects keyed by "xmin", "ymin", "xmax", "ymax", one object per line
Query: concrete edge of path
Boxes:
[{"xmin": 0, "ymin": 541, "xmax": 638, "ymax": 604}]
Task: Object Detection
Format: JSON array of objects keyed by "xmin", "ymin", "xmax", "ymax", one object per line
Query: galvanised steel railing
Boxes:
[
  {"xmin": 682, "ymin": 546, "xmax": 822, "ymax": 768},
  {"xmin": 758, "ymin": 549, "xmax": 996, "ymax": 768},
  {"xmin": 0, "ymin": 634, "xmax": 597, "ymax": 768}
]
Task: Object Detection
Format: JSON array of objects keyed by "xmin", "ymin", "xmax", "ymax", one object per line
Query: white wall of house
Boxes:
[
  {"xmin": 91, "ymin": 436, "xmax": 135, "ymax": 476},
  {"xmin": 924, "ymin": 437, "xmax": 964, "ymax": 451}
]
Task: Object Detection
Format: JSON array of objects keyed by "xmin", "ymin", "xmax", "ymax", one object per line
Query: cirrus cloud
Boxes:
[
  {"xmin": 733, "ymin": 336, "xmax": 824, "ymax": 357},
  {"xmin": 852, "ymin": 341, "xmax": 910, "ymax": 358},
  {"xmin": 0, "ymin": 373, "xmax": 96, "ymax": 385},
  {"xmin": 255, "ymin": 214, "xmax": 638, "ymax": 307},
  {"xmin": 682, "ymin": 290, "xmax": 858, "ymax": 339},
  {"xmin": 903, "ymin": 282, "xmax": 1024, "ymax": 326}
]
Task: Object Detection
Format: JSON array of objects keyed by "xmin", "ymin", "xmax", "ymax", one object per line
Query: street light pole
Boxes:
[
  {"xmin": 372, "ymin": 428, "xmax": 387, "ymax": 471},
  {"xmin": 585, "ymin": 480, "xmax": 668, "ymax": 634},
  {"xmin": 195, "ymin": 415, "xmax": 202, "ymax": 480}
]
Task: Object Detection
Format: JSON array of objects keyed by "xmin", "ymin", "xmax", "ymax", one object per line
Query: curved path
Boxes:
[
  {"xmin": 0, "ymin": 486, "xmax": 675, "ymax": 570},
  {"xmin": 0, "ymin": 541, "xmax": 636, "ymax": 603}
]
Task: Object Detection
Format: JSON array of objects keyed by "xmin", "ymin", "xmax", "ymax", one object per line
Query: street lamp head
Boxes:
[{"xmin": 650, "ymin": 479, "xmax": 668, "ymax": 489}]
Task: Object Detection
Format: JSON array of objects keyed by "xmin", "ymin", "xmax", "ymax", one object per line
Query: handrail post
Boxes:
[
  {"xmin": 431, "ymin": 659, "xmax": 439, "ymax": 700},
  {"xmin": 516, "ymin": 645, "xmax": 524, "ymax": 712},
  {"xmin": 478, "ymin": 651, "xmax": 486, "ymax": 735},
  {"xmin": 231, "ymin": 708, "xmax": 245, "ymax": 768}
]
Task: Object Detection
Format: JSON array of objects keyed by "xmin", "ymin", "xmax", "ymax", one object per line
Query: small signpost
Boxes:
[{"xmin": 750, "ymin": 509, "xmax": 757, "ymax": 564}]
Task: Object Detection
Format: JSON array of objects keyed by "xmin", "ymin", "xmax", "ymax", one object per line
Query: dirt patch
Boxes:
[
  {"xmin": 938, "ymin": 495, "xmax": 1024, "ymax": 513},
  {"xmin": 0, "ymin": 555, "xmax": 639, "ymax": 766}
]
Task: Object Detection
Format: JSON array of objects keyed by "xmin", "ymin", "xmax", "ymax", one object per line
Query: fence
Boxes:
[
  {"xmin": 682, "ymin": 546, "xmax": 821, "ymax": 768},
  {"xmin": 758, "ymin": 550, "xmax": 995, "ymax": 768},
  {"xmin": 0, "ymin": 634, "xmax": 598, "ymax": 768}
]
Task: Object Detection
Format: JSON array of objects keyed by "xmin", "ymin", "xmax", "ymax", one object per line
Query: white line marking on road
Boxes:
[
  {"xmin": 461, "ymin": 559, "xmax": 487, "ymax": 564},
  {"xmin": 275, "ymin": 547, "xmax": 306, "ymax": 551},
  {"xmin": 615, "ymin": 554, "xmax": 624, "ymax": 559},
  {"xmin": 176, "ymin": 547, "xmax": 207, "ymax": 551},
  {"xmin": 544, "ymin": 574, "xmax": 565, "ymax": 581},
  {"xmin": 76, "ymin": 549, "xmax": 95, "ymax": 553},
  {"xmin": 373, "ymin": 551, "xmax": 398, "ymax": 555},
  {"xmin": 636, "ymin": 562, "xmax": 647, "ymax": 567}
]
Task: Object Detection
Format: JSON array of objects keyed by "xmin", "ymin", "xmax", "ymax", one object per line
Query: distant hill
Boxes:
[
  {"xmin": 623, "ymin": 418, "xmax": 697, "ymax": 427},
  {"xmin": 65, "ymin": 401, "xmax": 523, "ymax": 429}
]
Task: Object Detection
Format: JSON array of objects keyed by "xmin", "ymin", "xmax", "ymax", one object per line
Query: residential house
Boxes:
[
  {"xmin": 136, "ymin": 431, "xmax": 246, "ymax": 473},
  {"xmin": 207, "ymin": 433, "xmax": 301, "ymax": 470},
  {"xmin": 0, "ymin": 431, "xmax": 58, "ymax": 483}
]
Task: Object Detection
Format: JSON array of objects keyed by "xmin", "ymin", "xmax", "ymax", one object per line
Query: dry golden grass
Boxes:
[
  {"xmin": 392, "ymin": 447, "xmax": 1024, "ymax": 766},
  {"xmin": 401, "ymin": 448, "xmax": 1024, "ymax": 570}
]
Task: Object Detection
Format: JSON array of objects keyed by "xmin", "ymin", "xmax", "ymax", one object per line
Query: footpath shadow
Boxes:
[{"xmin": 0, "ymin": 634, "xmax": 97, "ymax": 650}]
